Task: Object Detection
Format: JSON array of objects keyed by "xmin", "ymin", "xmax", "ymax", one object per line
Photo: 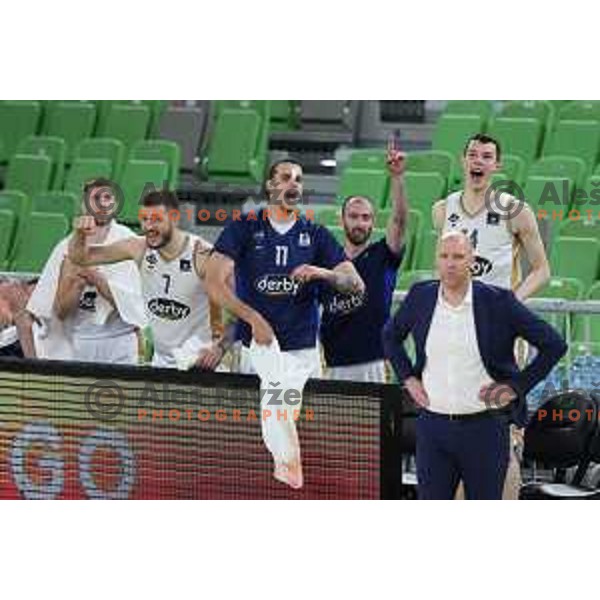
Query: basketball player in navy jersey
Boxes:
[
  {"xmin": 320, "ymin": 135, "xmax": 408, "ymax": 382},
  {"xmin": 205, "ymin": 159, "xmax": 364, "ymax": 369},
  {"xmin": 204, "ymin": 159, "xmax": 364, "ymax": 487}
]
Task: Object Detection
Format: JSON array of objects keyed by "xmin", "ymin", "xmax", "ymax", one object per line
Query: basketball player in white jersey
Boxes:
[
  {"xmin": 432, "ymin": 133, "xmax": 550, "ymax": 300},
  {"xmin": 43, "ymin": 179, "xmax": 145, "ymax": 364},
  {"xmin": 69, "ymin": 190, "xmax": 225, "ymax": 370},
  {"xmin": 432, "ymin": 133, "xmax": 551, "ymax": 500}
]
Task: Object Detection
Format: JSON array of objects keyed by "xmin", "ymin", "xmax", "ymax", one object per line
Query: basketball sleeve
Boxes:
[
  {"xmin": 213, "ymin": 220, "xmax": 248, "ymax": 262},
  {"xmin": 314, "ymin": 226, "xmax": 346, "ymax": 270}
]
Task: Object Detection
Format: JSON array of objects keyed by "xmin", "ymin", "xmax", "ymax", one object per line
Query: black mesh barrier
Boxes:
[{"xmin": 0, "ymin": 359, "xmax": 404, "ymax": 499}]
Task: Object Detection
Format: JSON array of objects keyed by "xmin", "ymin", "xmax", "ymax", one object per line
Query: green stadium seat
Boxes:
[
  {"xmin": 129, "ymin": 140, "xmax": 181, "ymax": 189},
  {"xmin": 573, "ymin": 281, "xmax": 600, "ymax": 345},
  {"xmin": 499, "ymin": 100, "xmax": 555, "ymax": 145},
  {"xmin": 120, "ymin": 159, "xmax": 170, "ymax": 222},
  {"xmin": 0, "ymin": 101, "xmax": 42, "ymax": 162},
  {"xmin": 565, "ymin": 175, "xmax": 600, "ymax": 222},
  {"xmin": 10, "ymin": 212, "xmax": 69, "ymax": 273},
  {"xmin": 396, "ymin": 269, "xmax": 435, "ymax": 290},
  {"xmin": 96, "ymin": 103, "xmax": 150, "ymax": 151},
  {"xmin": 31, "ymin": 191, "xmax": 80, "ymax": 223},
  {"xmin": 64, "ymin": 157, "xmax": 113, "ymax": 196},
  {"xmin": 552, "ymin": 237, "xmax": 600, "ymax": 290},
  {"xmin": 95, "ymin": 101, "xmax": 157, "ymax": 134},
  {"xmin": 0, "ymin": 190, "xmax": 30, "ymax": 231},
  {"xmin": 5, "ymin": 153, "xmax": 52, "ymax": 198},
  {"xmin": 0, "ymin": 209, "xmax": 17, "ymax": 269},
  {"xmin": 326, "ymin": 225, "xmax": 346, "ymax": 247},
  {"xmin": 325, "ymin": 225, "xmax": 385, "ymax": 248},
  {"xmin": 560, "ymin": 218, "xmax": 600, "ymax": 239},
  {"xmin": 432, "ymin": 114, "xmax": 485, "ymax": 163},
  {"xmin": 74, "ymin": 138, "xmax": 124, "ymax": 179},
  {"xmin": 524, "ymin": 175, "xmax": 574, "ymax": 211},
  {"xmin": 95, "ymin": 101, "xmax": 117, "ymax": 133},
  {"xmin": 528, "ymin": 155, "xmax": 588, "ymax": 190},
  {"xmin": 535, "ymin": 276, "xmax": 585, "ymax": 300},
  {"xmin": 414, "ymin": 228, "xmax": 438, "ymax": 271},
  {"xmin": 404, "ymin": 209, "xmax": 423, "ymax": 270},
  {"xmin": 534, "ymin": 276, "xmax": 585, "ymax": 336},
  {"xmin": 349, "ymin": 149, "xmax": 386, "ymax": 170},
  {"xmin": 338, "ymin": 168, "xmax": 390, "ymax": 209},
  {"xmin": 406, "ymin": 150, "xmax": 455, "ymax": 189},
  {"xmin": 308, "ymin": 203, "xmax": 393, "ymax": 229},
  {"xmin": 544, "ymin": 120, "xmax": 600, "ymax": 169},
  {"xmin": 488, "ymin": 117, "xmax": 543, "ymax": 168},
  {"xmin": 215, "ymin": 100, "xmax": 271, "ymax": 122},
  {"xmin": 403, "ymin": 172, "xmax": 447, "ymax": 218},
  {"xmin": 42, "ymin": 102, "xmax": 97, "ymax": 161},
  {"xmin": 375, "ymin": 208, "xmax": 391, "ymax": 229},
  {"xmin": 0, "ymin": 190, "xmax": 31, "ymax": 265},
  {"xmin": 308, "ymin": 205, "xmax": 340, "ymax": 227},
  {"xmin": 500, "ymin": 100, "xmax": 553, "ymax": 123},
  {"xmin": 17, "ymin": 136, "xmax": 67, "ymax": 190},
  {"xmin": 445, "ymin": 101, "xmax": 493, "ymax": 128},
  {"xmin": 498, "ymin": 154, "xmax": 527, "ymax": 186},
  {"xmin": 202, "ymin": 108, "xmax": 268, "ymax": 183},
  {"xmin": 143, "ymin": 100, "xmax": 168, "ymax": 138},
  {"xmin": 270, "ymin": 100, "xmax": 297, "ymax": 131},
  {"xmin": 558, "ymin": 101, "xmax": 600, "ymax": 122}
]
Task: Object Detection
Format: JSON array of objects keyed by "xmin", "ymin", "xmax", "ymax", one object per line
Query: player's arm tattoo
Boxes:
[
  {"xmin": 331, "ymin": 262, "xmax": 365, "ymax": 294},
  {"xmin": 386, "ymin": 174, "xmax": 409, "ymax": 254}
]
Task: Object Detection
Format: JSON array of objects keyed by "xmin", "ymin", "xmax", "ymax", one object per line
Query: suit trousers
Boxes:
[{"xmin": 416, "ymin": 410, "xmax": 510, "ymax": 500}]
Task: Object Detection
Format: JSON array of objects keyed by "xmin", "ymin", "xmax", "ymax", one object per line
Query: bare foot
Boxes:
[{"xmin": 274, "ymin": 461, "xmax": 304, "ymax": 489}]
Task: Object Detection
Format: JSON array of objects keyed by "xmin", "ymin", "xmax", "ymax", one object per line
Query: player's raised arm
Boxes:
[
  {"xmin": 511, "ymin": 205, "xmax": 551, "ymax": 301},
  {"xmin": 204, "ymin": 250, "xmax": 275, "ymax": 346},
  {"xmin": 386, "ymin": 134, "xmax": 409, "ymax": 254},
  {"xmin": 68, "ymin": 216, "xmax": 144, "ymax": 267}
]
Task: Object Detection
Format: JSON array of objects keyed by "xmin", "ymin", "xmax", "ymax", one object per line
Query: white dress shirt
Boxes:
[{"xmin": 422, "ymin": 282, "xmax": 494, "ymax": 415}]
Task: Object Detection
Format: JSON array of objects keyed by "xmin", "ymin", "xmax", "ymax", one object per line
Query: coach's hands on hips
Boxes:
[
  {"xmin": 196, "ymin": 343, "xmax": 224, "ymax": 371},
  {"xmin": 249, "ymin": 312, "xmax": 275, "ymax": 346},
  {"xmin": 404, "ymin": 377, "xmax": 429, "ymax": 408},
  {"xmin": 73, "ymin": 215, "xmax": 96, "ymax": 237}
]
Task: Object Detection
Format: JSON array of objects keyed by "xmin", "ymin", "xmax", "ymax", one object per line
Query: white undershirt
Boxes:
[
  {"xmin": 422, "ymin": 283, "xmax": 494, "ymax": 414},
  {"xmin": 268, "ymin": 215, "xmax": 296, "ymax": 235}
]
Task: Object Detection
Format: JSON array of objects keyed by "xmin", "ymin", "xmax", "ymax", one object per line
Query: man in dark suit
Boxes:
[{"xmin": 383, "ymin": 231, "xmax": 567, "ymax": 499}]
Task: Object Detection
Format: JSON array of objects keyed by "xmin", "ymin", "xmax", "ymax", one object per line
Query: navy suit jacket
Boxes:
[{"xmin": 382, "ymin": 280, "xmax": 568, "ymax": 427}]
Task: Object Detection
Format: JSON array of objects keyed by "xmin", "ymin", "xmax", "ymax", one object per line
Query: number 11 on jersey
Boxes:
[{"xmin": 275, "ymin": 245, "xmax": 288, "ymax": 267}]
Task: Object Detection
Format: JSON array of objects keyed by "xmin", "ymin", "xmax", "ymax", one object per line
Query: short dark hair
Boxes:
[
  {"xmin": 263, "ymin": 158, "xmax": 304, "ymax": 201},
  {"xmin": 267, "ymin": 158, "xmax": 304, "ymax": 182},
  {"xmin": 83, "ymin": 178, "xmax": 117, "ymax": 195},
  {"xmin": 463, "ymin": 133, "xmax": 501, "ymax": 161},
  {"xmin": 141, "ymin": 189, "xmax": 179, "ymax": 211},
  {"xmin": 341, "ymin": 195, "xmax": 375, "ymax": 217}
]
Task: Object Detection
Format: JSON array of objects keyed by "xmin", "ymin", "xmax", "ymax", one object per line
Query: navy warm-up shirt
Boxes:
[
  {"xmin": 320, "ymin": 238, "xmax": 404, "ymax": 366},
  {"xmin": 214, "ymin": 210, "xmax": 346, "ymax": 351}
]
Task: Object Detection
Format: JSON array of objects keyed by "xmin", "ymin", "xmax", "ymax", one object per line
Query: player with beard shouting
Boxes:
[{"xmin": 70, "ymin": 188, "xmax": 225, "ymax": 370}]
